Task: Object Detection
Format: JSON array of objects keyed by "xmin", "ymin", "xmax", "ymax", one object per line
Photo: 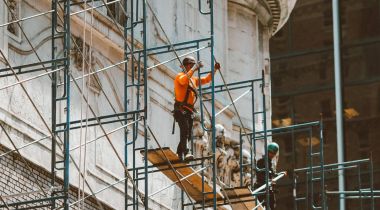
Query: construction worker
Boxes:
[
  {"xmin": 173, "ymin": 56, "xmax": 220, "ymax": 161},
  {"xmin": 254, "ymin": 142, "xmax": 280, "ymax": 210}
]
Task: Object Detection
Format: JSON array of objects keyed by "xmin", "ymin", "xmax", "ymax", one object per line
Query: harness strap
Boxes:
[
  {"xmin": 175, "ymin": 81, "xmax": 198, "ymax": 112},
  {"xmin": 183, "ymin": 82, "xmax": 197, "ymax": 105}
]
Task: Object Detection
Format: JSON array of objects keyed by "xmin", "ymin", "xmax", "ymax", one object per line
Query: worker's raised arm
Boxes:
[
  {"xmin": 178, "ymin": 61, "xmax": 204, "ymax": 85},
  {"xmin": 178, "ymin": 69, "xmax": 195, "ymax": 85},
  {"xmin": 197, "ymin": 62, "xmax": 221, "ymax": 85}
]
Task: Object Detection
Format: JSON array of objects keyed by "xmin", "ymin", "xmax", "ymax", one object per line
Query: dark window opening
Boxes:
[{"xmin": 320, "ymin": 99, "xmax": 332, "ymax": 118}]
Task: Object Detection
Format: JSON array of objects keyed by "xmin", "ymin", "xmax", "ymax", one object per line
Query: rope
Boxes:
[
  {"xmin": 77, "ymin": 0, "xmax": 88, "ymax": 206},
  {"xmin": 0, "ymin": 10, "xmax": 54, "ymax": 28},
  {"xmin": 148, "ymin": 165, "xmax": 210, "ymax": 198},
  {"xmin": 0, "ymin": 50, "xmax": 54, "ymax": 206},
  {"xmin": 1, "ymin": 2, "xmax": 108, "ymax": 209},
  {"xmin": 146, "ymin": 125, "xmax": 197, "ymax": 208},
  {"xmin": 1, "ymin": 0, "xmax": 53, "ymax": 81},
  {"xmin": 145, "ymin": 1, "xmax": 215, "ymax": 125},
  {"xmin": 55, "ymin": 2, "xmax": 146, "ymax": 206},
  {"xmin": 0, "ymin": 123, "xmax": 51, "ymax": 204},
  {"xmin": 213, "ymin": 56, "xmax": 252, "ymax": 153},
  {"xmin": 0, "ymin": 195, "xmax": 10, "ymax": 210},
  {"xmin": 81, "ymin": 1, "xmax": 94, "ymax": 207}
]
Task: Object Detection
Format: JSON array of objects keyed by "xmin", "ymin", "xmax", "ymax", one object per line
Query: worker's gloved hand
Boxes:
[
  {"xmin": 197, "ymin": 61, "xmax": 204, "ymax": 68},
  {"xmin": 214, "ymin": 62, "xmax": 221, "ymax": 70}
]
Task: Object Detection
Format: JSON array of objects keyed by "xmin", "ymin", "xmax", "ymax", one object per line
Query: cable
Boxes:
[
  {"xmin": 0, "ymin": 123, "xmax": 51, "ymax": 204},
  {"xmin": 215, "ymin": 88, "xmax": 252, "ymax": 117},
  {"xmin": 213, "ymin": 56, "xmax": 252, "ymax": 151},
  {"xmin": 145, "ymin": 1, "xmax": 220, "ymax": 207},
  {"xmin": 69, "ymin": 118, "xmax": 141, "ymax": 151},
  {"xmin": 2, "ymin": 0, "xmax": 54, "ymax": 81},
  {"xmin": 0, "ymin": 68, "xmax": 63, "ymax": 91},
  {"xmin": 146, "ymin": 125, "xmax": 197, "ymax": 208},
  {"xmin": 81, "ymin": 2, "xmax": 94, "ymax": 206},
  {"xmin": 66, "ymin": 176, "xmax": 128, "ymax": 209},
  {"xmin": 0, "ymin": 3, "xmax": 108, "ymax": 207},
  {"xmin": 70, "ymin": 0, "xmax": 120, "ymax": 16},
  {"xmin": 148, "ymin": 166, "xmax": 210, "ymax": 198},
  {"xmin": 0, "ymin": 135, "xmax": 51, "ymax": 158},
  {"xmin": 54, "ymin": 2, "xmax": 146, "ymax": 205},
  {"xmin": 145, "ymin": 1, "xmax": 215, "ymax": 126},
  {"xmin": 146, "ymin": 3, "xmax": 266, "ymax": 209},
  {"xmin": 0, "ymin": 195, "xmax": 10, "ymax": 210},
  {"xmin": 0, "ymin": 10, "xmax": 54, "ymax": 28},
  {"xmin": 68, "ymin": 71, "xmax": 147, "ymax": 205},
  {"xmin": 77, "ymin": 0, "xmax": 88, "ymax": 207},
  {"xmin": 57, "ymin": 59, "xmax": 127, "ymax": 86},
  {"xmin": 56, "ymin": 46, "xmax": 208, "ymax": 87}
]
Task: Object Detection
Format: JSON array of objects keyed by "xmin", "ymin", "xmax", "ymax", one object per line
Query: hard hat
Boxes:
[
  {"xmin": 182, "ymin": 56, "xmax": 196, "ymax": 66},
  {"xmin": 268, "ymin": 142, "xmax": 279, "ymax": 154}
]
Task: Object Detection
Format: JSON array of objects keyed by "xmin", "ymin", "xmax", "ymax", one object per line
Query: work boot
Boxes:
[
  {"xmin": 184, "ymin": 153, "xmax": 194, "ymax": 161},
  {"xmin": 177, "ymin": 153, "xmax": 184, "ymax": 162}
]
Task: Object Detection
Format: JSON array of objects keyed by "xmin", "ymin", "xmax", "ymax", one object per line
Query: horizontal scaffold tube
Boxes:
[
  {"xmin": 0, "ymin": 10, "xmax": 54, "ymax": 28},
  {"xmin": 250, "ymin": 172, "xmax": 287, "ymax": 196},
  {"xmin": 69, "ymin": 118, "xmax": 142, "ymax": 151},
  {"xmin": 295, "ymin": 158, "xmax": 370, "ymax": 172}
]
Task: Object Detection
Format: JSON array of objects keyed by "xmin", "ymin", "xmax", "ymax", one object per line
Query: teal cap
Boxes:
[{"xmin": 268, "ymin": 142, "xmax": 279, "ymax": 154}]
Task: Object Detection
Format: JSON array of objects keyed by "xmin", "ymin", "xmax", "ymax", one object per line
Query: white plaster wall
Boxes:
[{"xmin": 227, "ymin": 2, "xmax": 273, "ymax": 157}]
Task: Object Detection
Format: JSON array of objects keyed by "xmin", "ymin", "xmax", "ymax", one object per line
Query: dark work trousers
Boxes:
[
  {"xmin": 173, "ymin": 109, "xmax": 193, "ymax": 159},
  {"xmin": 254, "ymin": 183, "xmax": 276, "ymax": 210}
]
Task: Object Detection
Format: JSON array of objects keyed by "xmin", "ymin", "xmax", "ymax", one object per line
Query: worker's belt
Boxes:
[
  {"xmin": 174, "ymin": 101, "xmax": 195, "ymax": 113},
  {"xmin": 172, "ymin": 83, "xmax": 197, "ymax": 134}
]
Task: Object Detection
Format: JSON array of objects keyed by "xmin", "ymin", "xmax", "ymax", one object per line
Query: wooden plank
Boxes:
[
  {"xmin": 141, "ymin": 148, "xmax": 223, "ymax": 203},
  {"xmin": 222, "ymin": 187, "xmax": 263, "ymax": 210}
]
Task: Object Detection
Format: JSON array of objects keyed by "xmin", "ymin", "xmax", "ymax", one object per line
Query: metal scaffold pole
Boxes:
[
  {"xmin": 209, "ymin": 0, "xmax": 218, "ymax": 209},
  {"xmin": 143, "ymin": 0, "xmax": 149, "ymax": 208},
  {"xmin": 51, "ymin": 0, "xmax": 71, "ymax": 209},
  {"xmin": 332, "ymin": 0, "xmax": 346, "ymax": 209},
  {"xmin": 123, "ymin": 0, "xmax": 129, "ymax": 208}
]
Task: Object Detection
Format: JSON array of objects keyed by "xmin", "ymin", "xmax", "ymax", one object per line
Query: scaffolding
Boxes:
[{"xmin": 0, "ymin": 0, "xmax": 378, "ymax": 210}]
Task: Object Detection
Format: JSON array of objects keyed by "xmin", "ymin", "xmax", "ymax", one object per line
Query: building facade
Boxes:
[
  {"xmin": 0, "ymin": 0, "xmax": 295, "ymax": 209},
  {"xmin": 270, "ymin": 0, "xmax": 380, "ymax": 209}
]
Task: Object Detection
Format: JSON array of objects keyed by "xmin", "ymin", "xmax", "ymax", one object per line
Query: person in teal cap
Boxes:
[{"xmin": 254, "ymin": 142, "xmax": 280, "ymax": 210}]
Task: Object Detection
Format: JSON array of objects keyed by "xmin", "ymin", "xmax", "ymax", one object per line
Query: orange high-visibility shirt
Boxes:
[{"xmin": 174, "ymin": 69, "xmax": 212, "ymax": 109}]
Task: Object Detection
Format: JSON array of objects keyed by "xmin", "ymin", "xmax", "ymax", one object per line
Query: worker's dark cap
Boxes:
[{"xmin": 182, "ymin": 56, "xmax": 196, "ymax": 66}]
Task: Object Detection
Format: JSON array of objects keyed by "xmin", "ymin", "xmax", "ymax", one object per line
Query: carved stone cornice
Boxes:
[{"xmin": 228, "ymin": 0, "xmax": 297, "ymax": 36}]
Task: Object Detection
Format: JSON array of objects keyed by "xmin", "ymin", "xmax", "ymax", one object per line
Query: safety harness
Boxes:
[
  {"xmin": 172, "ymin": 82, "xmax": 198, "ymax": 134},
  {"xmin": 174, "ymin": 83, "xmax": 198, "ymax": 112}
]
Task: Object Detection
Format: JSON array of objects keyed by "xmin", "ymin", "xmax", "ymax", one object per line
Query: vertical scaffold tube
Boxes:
[
  {"xmin": 124, "ymin": 0, "xmax": 129, "ymax": 208},
  {"xmin": 250, "ymin": 82, "xmax": 255, "ymax": 189},
  {"xmin": 63, "ymin": 0, "xmax": 71, "ymax": 209},
  {"xmin": 240, "ymin": 128, "xmax": 243, "ymax": 187},
  {"xmin": 51, "ymin": 0, "xmax": 58, "ymax": 209},
  {"xmin": 210, "ymin": 0, "xmax": 217, "ymax": 208},
  {"xmin": 320, "ymin": 121, "xmax": 326, "ymax": 209},
  {"xmin": 332, "ymin": 0, "xmax": 346, "ymax": 209},
  {"xmin": 262, "ymin": 70, "xmax": 270, "ymax": 209},
  {"xmin": 143, "ymin": 0, "xmax": 149, "ymax": 208}
]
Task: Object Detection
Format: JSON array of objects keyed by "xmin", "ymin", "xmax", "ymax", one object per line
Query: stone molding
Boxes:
[{"xmin": 228, "ymin": 0, "xmax": 297, "ymax": 36}]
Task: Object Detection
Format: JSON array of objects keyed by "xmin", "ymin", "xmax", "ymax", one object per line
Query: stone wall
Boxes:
[{"xmin": 0, "ymin": 144, "xmax": 113, "ymax": 209}]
